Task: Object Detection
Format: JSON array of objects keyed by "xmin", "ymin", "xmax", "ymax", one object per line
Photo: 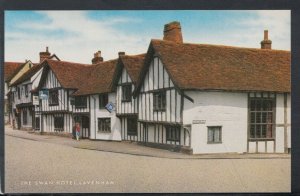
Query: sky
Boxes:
[{"xmin": 5, "ymin": 10, "xmax": 290, "ymax": 64}]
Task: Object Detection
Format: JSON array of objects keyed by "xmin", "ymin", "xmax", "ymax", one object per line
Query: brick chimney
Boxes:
[
  {"xmin": 261, "ymin": 30, "xmax": 272, "ymax": 49},
  {"xmin": 92, "ymin": 51, "xmax": 103, "ymax": 64},
  {"xmin": 163, "ymin": 21, "xmax": 183, "ymax": 43},
  {"xmin": 39, "ymin": 47, "xmax": 51, "ymax": 62},
  {"xmin": 118, "ymin": 52, "xmax": 125, "ymax": 57}
]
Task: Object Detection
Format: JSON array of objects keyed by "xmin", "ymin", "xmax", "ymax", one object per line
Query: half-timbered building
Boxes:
[
  {"xmin": 5, "ymin": 21, "xmax": 291, "ymax": 155},
  {"xmin": 5, "ymin": 61, "xmax": 35, "ymax": 126},
  {"xmin": 133, "ymin": 21, "xmax": 291, "ymax": 154},
  {"xmin": 72, "ymin": 51, "xmax": 120, "ymax": 140},
  {"xmin": 36, "ymin": 59, "xmax": 92, "ymax": 136},
  {"xmin": 9, "ymin": 63, "xmax": 44, "ymax": 130},
  {"xmin": 111, "ymin": 53, "xmax": 145, "ymax": 141},
  {"xmin": 35, "ymin": 51, "xmax": 121, "ymax": 140},
  {"xmin": 4, "ymin": 62, "xmax": 25, "ymax": 125},
  {"xmin": 8, "ymin": 47, "xmax": 60, "ymax": 130}
]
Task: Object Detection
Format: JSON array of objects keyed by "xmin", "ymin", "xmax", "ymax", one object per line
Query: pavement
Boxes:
[
  {"xmin": 5, "ymin": 125, "xmax": 291, "ymax": 193},
  {"xmin": 5, "ymin": 125, "xmax": 291, "ymax": 160}
]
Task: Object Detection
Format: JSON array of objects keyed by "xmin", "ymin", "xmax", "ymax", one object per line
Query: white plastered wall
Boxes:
[{"xmin": 183, "ymin": 91, "xmax": 248, "ymax": 154}]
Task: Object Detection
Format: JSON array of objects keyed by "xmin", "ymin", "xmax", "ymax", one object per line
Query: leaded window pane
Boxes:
[{"xmin": 249, "ymin": 97, "xmax": 275, "ymax": 139}]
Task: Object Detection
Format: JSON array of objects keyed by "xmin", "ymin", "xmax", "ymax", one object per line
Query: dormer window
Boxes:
[{"xmin": 122, "ymin": 84, "xmax": 132, "ymax": 102}]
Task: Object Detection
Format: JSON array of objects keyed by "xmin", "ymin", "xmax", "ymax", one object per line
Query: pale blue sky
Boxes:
[{"xmin": 5, "ymin": 10, "xmax": 290, "ymax": 63}]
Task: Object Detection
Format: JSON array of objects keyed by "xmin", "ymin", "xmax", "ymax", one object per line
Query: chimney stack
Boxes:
[
  {"xmin": 163, "ymin": 21, "xmax": 183, "ymax": 43},
  {"xmin": 260, "ymin": 30, "xmax": 272, "ymax": 49},
  {"xmin": 118, "ymin": 52, "xmax": 125, "ymax": 57},
  {"xmin": 39, "ymin": 46, "xmax": 51, "ymax": 62},
  {"xmin": 92, "ymin": 50, "xmax": 103, "ymax": 64}
]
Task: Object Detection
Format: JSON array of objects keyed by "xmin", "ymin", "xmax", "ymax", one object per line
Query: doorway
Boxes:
[{"xmin": 74, "ymin": 115, "xmax": 90, "ymax": 139}]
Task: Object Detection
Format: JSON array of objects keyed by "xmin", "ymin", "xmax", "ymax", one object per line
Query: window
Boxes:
[
  {"xmin": 153, "ymin": 91, "xmax": 166, "ymax": 111},
  {"xmin": 35, "ymin": 117, "xmax": 40, "ymax": 130},
  {"xmin": 166, "ymin": 125, "xmax": 180, "ymax": 142},
  {"xmin": 24, "ymin": 84, "xmax": 28, "ymax": 97},
  {"xmin": 54, "ymin": 115, "xmax": 64, "ymax": 131},
  {"xmin": 17, "ymin": 87, "xmax": 21, "ymax": 99},
  {"xmin": 49, "ymin": 90, "xmax": 59, "ymax": 105},
  {"xmin": 127, "ymin": 117, "xmax": 137, "ymax": 135},
  {"xmin": 22, "ymin": 110, "xmax": 27, "ymax": 125},
  {"xmin": 75, "ymin": 96, "xmax": 87, "ymax": 108},
  {"xmin": 249, "ymin": 98, "xmax": 275, "ymax": 139},
  {"xmin": 207, "ymin": 126, "xmax": 222, "ymax": 143},
  {"xmin": 99, "ymin": 94, "xmax": 108, "ymax": 109},
  {"xmin": 98, "ymin": 118, "xmax": 111, "ymax": 132},
  {"xmin": 122, "ymin": 84, "xmax": 132, "ymax": 102}
]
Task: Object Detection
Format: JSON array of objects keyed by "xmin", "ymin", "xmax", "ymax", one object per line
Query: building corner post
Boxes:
[{"xmin": 284, "ymin": 93, "xmax": 288, "ymax": 153}]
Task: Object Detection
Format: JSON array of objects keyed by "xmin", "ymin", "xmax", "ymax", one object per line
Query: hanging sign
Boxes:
[
  {"xmin": 105, "ymin": 102, "xmax": 115, "ymax": 113},
  {"xmin": 39, "ymin": 88, "xmax": 49, "ymax": 100},
  {"xmin": 32, "ymin": 96, "xmax": 39, "ymax": 105}
]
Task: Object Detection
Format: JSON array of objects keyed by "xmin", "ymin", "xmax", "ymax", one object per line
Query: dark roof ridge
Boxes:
[{"xmin": 150, "ymin": 39, "xmax": 290, "ymax": 53}]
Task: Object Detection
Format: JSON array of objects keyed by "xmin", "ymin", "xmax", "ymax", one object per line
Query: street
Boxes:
[{"xmin": 5, "ymin": 127, "xmax": 290, "ymax": 193}]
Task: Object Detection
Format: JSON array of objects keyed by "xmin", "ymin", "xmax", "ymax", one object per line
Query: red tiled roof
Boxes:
[
  {"xmin": 136, "ymin": 39, "xmax": 290, "ymax": 93},
  {"xmin": 10, "ymin": 63, "xmax": 44, "ymax": 86},
  {"xmin": 120, "ymin": 54, "xmax": 146, "ymax": 84},
  {"xmin": 4, "ymin": 62, "xmax": 25, "ymax": 82},
  {"xmin": 39, "ymin": 59, "xmax": 118, "ymax": 96},
  {"xmin": 43, "ymin": 59, "xmax": 93, "ymax": 90},
  {"xmin": 73, "ymin": 59, "xmax": 118, "ymax": 96}
]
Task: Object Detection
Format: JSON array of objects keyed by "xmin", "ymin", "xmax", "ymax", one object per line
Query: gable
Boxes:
[
  {"xmin": 118, "ymin": 67, "xmax": 133, "ymax": 85},
  {"xmin": 42, "ymin": 69, "xmax": 62, "ymax": 89},
  {"xmin": 140, "ymin": 56, "xmax": 174, "ymax": 92},
  {"xmin": 9, "ymin": 61, "xmax": 33, "ymax": 85}
]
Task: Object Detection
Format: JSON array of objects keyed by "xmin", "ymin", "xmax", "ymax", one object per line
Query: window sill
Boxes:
[
  {"xmin": 207, "ymin": 142, "xmax": 222, "ymax": 144},
  {"xmin": 248, "ymin": 138, "xmax": 275, "ymax": 141}
]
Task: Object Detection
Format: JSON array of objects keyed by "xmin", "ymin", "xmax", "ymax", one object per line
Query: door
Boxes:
[
  {"xmin": 81, "ymin": 116, "xmax": 90, "ymax": 139},
  {"xmin": 16, "ymin": 109, "xmax": 21, "ymax": 130}
]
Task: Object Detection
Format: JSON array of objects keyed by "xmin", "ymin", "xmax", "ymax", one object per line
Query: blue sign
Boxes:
[
  {"xmin": 39, "ymin": 88, "xmax": 49, "ymax": 100},
  {"xmin": 105, "ymin": 102, "xmax": 114, "ymax": 113}
]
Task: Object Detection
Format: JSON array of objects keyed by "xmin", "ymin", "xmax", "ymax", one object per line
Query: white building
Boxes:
[{"xmin": 132, "ymin": 21, "xmax": 291, "ymax": 154}]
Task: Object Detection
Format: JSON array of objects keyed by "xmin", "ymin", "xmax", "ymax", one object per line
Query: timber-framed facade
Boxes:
[{"xmin": 5, "ymin": 21, "xmax": 291, "ymax": 154}]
